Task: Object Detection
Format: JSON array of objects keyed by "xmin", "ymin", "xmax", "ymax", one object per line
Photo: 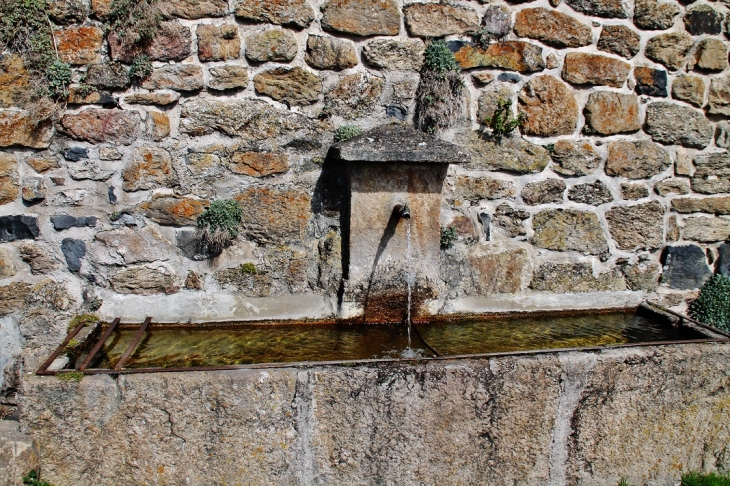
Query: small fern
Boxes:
[
  {"xmin": 440, "ymin": 227, "xmax": 458, "ymax": 250},
  {"xmin": 487, "ymin": 98, "xmax": 524, "ymax": 138}
]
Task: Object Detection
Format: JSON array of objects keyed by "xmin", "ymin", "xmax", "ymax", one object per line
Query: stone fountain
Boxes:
[{"xmin": 330, "ymin": 123, "xmax": 466, "ymax": 323}]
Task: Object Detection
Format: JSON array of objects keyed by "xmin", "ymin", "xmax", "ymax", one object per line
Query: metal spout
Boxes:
[{"xmin": 398, "ymin": 203, "xmax": 411, "ymax": 220}]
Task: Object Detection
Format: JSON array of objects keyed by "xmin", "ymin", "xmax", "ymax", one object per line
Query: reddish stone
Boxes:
[
  {"xmin": 0, "ymin": 55, "xmax": 29, "ymax": 109},
  {"xmin": 323, "ymin": 0, "xmax": 400, "ymax": 37},
  {"xmin": 0, "ymin": 110, "xmax": 53, "ymax": 149},
  {"xmin": 518, "ymin": 75, "xmax": 578, "ymax": 137},
  {"xmin": 229, "ymin": 152, "xmax": 289, "ymax": 177},
  {"xmin": 583, "ymin": 92, "xmax": 641, "ymax": 135},
  {"xmin": 403, "ymin": 2, "xmax": 477, "ymax": 38},
  {"xmin": 453, "ymin": 41, "xmax": 544, "ymax": 72},
  {"xmin": 235, "ymin": 186, "xmax": 311, "ymax": 243},
  {"xmin": 514, "ymin": 8, "xmax": 592, "ymax": 48},
  {"xmin": 109, "ymin": 21, "xmax": 192, "ymax": 63},
  {"xmin": 122, "ymin": 146, "xmax": 179, "ymax": 192},
  {"xmin": 54, "ymin": 26, "xmax": 103, "ymax": 65},
  {"xmin": 562, "ymin": 52, "xmax": 630, "ymax": 88},
  {"xmin": 197, "ymin": 24, "xmax": 241, "ymax": 62},
  {"xmin": 138, "ymin": 194, "xmax": 208, "ymax": 225},
  {"xmin": 59, "ymin": 109, "xmax": 140, "ymax": 145}
]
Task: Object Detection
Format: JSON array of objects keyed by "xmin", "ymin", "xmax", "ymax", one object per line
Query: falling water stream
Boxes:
[{"xmin": 406, "ymin": 218, "xmax": 412, "ymax": 350}]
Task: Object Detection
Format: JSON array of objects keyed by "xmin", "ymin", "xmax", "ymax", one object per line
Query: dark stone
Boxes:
[
  {"xmin": 63, "ymin": 147, "xmax": 88, "ymax": 161},
  {"xmin": 567, "ymin": 181, "xmax": 613, "ymax": 205},
  {"xmin": 634, "ymin": 66, "xmax": 668, "ymax": 97},
  {"xmin": 661, "ymin": 244, "xmax": 712, "ymax": 289},
  {"xmin": 684, "ymin": 5, "xmax": 723, "ymax": 35},
  {"xmin": 386, "ymin": 104, "xmax": 407, "ymax": 121},
  {"xmin": 478, "ymin": 212, "xmax": 491, "ymax": 241},
  {"xmin": 50, "ymin": 215, "xmax": 98, "ymax": 230},
  {"xmin": 61, "ymin": 238, "xmax": 86, "ymax": 272},
  {"xmin": 330, "ymin": 124, "xmax": 467, "ymax": 164},
  {"xmin": 108, "ymin": 186, "xmax": 117, "ymax": 204},
  {"xmin": 176, "ymin": 229, "xmax": 217, "ymax": 260},
  {"xmin": 717, "ymin": 243, "xmax": 730, "ymax": 277},
  {"xmin": 0, "ymin": 215, "xmax": 39, "ymax": 242},
  {"xmin": 498, "ymin": 73, "xmax": 522, "ymax": 83}
]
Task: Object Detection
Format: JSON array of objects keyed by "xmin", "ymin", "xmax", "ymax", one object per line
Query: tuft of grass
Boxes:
[
  {"xmin": 689, "ymin": 274, "xmax": 730, "ymax": 332},
  {"xmin": 440, "ymin": 226, "xmax": 458, "ymax": 250},
  {"xmin": 128, "ymin": 54, "xmax": 152, "ymax": 84},
  {"xmin": 67, "ymin": 313, "xmax": 99, "ymax": 331},
  {"xmin": 56, "ymin": 371, "xmax": 84, "ymax": 382},
  {"xmin": 197, "ymin": 199, "xmax": 243, "ymax": 254},
  {"xmin": 681, "ymin": 471, "xmax": 730, "ymax": 486},
  {"xmin": 618, "ymin": 478, "xmax": 634, "ymax": 486},
  {"xmin": 333, "ymin": 125, "xmax": 362, "ymax": 142},
  {"xmin": 486, "ymin": 98, "xmax": 524, "ymax": 138},
  {"xmin": 107, "ymin": 0, "xmax": 162, "ymax": 49},
  {"xmin": 240, "ymin": 262, "xmax": 257, "ymax": 275},
  {"xmin": 416, "ymin": 40, "xmax": 464, "ymax": 133}
]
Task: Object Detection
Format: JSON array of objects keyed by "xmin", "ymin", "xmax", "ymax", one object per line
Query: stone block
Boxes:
[
  {"xmin": 305, "ymin": 35, "xmax": 357, "ymax": 71},
  {"xmin": 48, "ymin": 0, "xmax": 87, "ymax": 24},
  {"xmin": 453, "ymin": 175, "xmax": 515, "ymax": 202},
  {"xmin": 460, "ymin": 131, "xmax": 550, "ymax": 174},
  {"xmin": 708, "ymin": 74, "xmax": 730, "ymax": 116},
  {"xmin": 208, "ymin": 65, "xmax": 249, "ymax": 91},
  {"xmin": 253, "ymin": 67, "xmax": 321, "ymax": 106},
  {"xmin": 363, "ymin": 39, "xmax": 424, "ymax": 71},
  {"xmin": 125, "ymin": 92, "xmax": 180, "ymax": 106},
  {"xmin": 245, "ymin": 29, "xmax": 298, "ymax": 63},
  {"xmin": 85, "ymin": 63, "xmax": 130, "ymax": 90},
  {"xmin": 634, "ymin": 66, "xmax": 667, "ymax": 97},
  {"xmin": 514, "ymin": 8, "xmax": 592, "ymax": 48},
  {"xmin": 158, "ymin": 0, "xmax": 228, "ymax": 19},
  {"xmin": 110, "ymin": 21, "xmax": 192, "ymax": 63},
  {"xmin": 672, "ymin": 196, "xmax": 730, "ymax": 215},
  {"xmin": 622, "ymin": 183, "xmax": 649, "ymax": 201},
  {"xmin": 61, "ymin": 238, "xmax": 86, "ymax": 272},
  {"xmin": 493, "ymin": 203, "xmax": 529, "ymax": 237},
  {"xmin": 0, "ymin": 55, "xmax": 29, "ymax": 109},
  {"xmin": 562, "ymin": 52, "xmax": 630, "ymax": 88},
  {"xmin": 683, "ymin": 216, "xmax": 730, "ymax": 243},
  {"xmin": 550, "ymin": 140, "xmax": 601, "ymax": 177},
  {"xmin": 633, "ymin": 0, "xmax": 679, "ymax": 30},
  {"xmin": 21, "ymin": 177, "xmax": 46, "ymax": 202},
  {"xmin": 122, "ymin": 146, "xmax": 178, "ymax": 192},
  {"xmin": 197, "ymin": 24, "xmax": 240, "ymax": 62},
  {"xmin": 532, "ymin": 209, "xmax": 608, "ymax": 254},
  {"xmin": 59, "ymin": 109, "xmax": 140, "ymax": 145},
  {"xmin": 645, "ymin": 32, "xmax": 693, "ymax": 71},
  {"xmin": 324, "ymin": 73, "xmax": 383, "ymax": 119},
  {"xmin": 605, "ymin": 201, "xmax": 665, "ymax": 251},
  {"xmin": 0, "ymin": 216, "xmax": 39, "ymax": 242},
  {"xmin": 690, "ymin": 151, "xmax": 730, "ymax": 194},
  {"xmin": 468, "ymin": 247, "xmax": 528, "ymax": 294},
  {"xmin": 645, "ymin": 102, "xmax": 713, "ymax": 148},
  {"xmin": 684, "ymin": 4, "xmax": 723, "ymax": 35},
  {"xmin": 50, "ymin": 215, "xmax": 97, "ymax": 230},
  {"xmin": 564, "ymin": 0, "xmax": 627, "ymax": 18},
  {"xmin": 621, "ymin": 261, "xmax": 660, "ymax": 291},
  {"xmin": 583, "ymin": 92, "xmax": 640, "ymax": 135},
  {"xmin": 483, "ymin": 5, "xmax": 512, "ymax": 38},
  {"xmin": 597, "ymin": 25, "xmax": 640, "ymax": 59},
  {"xmin": 605, "ymin": 140, "xmax": 670, "ymax": 179},
  {"xmin": 662, "ymin": 245, "xmax": 711, "ymax": 289},
  {"xmin": 111, "ymin": 264, "xmax": 180, "ymax": 295},
  {"xmin": 521, "ymin": 179, "xmax": 565, "ymax": 206},
  {"xmin": 0, "ymin": 248, "xmax": 16, "ymax": 278},
  {"xmin": 691, "ymin": 38, "xmax": 727, "ymax": 72},
  {"xmin": 655, "ymin": 178, "xmax": 689, "ymax": 196},
  {"xmin": 94, "ymin": 226, "xmax": 173, "ymax": 265},
  {"xmin": 452, "ymin": 41, "xmax": 545, "ymax": 72},
  {"xmin": 476, "ymin": 83, "xmax": 514, "ymax": 124},
  {"xmin": 233, "ymin": 0, "xmax": 314, "ymax": 28},
  {"xmin": 403, "ymin": 2, "xmax": 476, "ymax": 38},
  {"xmin": 530, "ymin": 262, "xmax": 625, "ymax": 292},
  {"xmin": 567, "ymin": 181, "xmax": 613, "ymax": 205},
  {"xmin": 229, "ymin": 152, "xmax": 289, "ymax": 177},
  {"xmin": 0, "ymin": 110, "xmax": 53, "ymax": 149},
  {"xmin": 137, "ymin": 194, "xmax": 207, "ymax": 226},
  {"xmin": 672, "ymin": 75, "xmax": 705, "ymax": 107},
  {"xmin": 54, "ymin": 26, "xmax": 103, "ymax": 65},
  {"xmin": 518, "ymin": 75, "xmax": 578, "ymax": 136},
  {"xmin": 141, "ymin": 64, "xmax": 204, "ymax": 92},
  {"xmin": 235, "ymin": 186, "xmax": 311, "ymax": 244}
]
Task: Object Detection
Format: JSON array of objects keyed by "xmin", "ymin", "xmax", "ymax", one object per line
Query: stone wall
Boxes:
[
  {"xmin": 2, "ymin": 0, "xmax": 730, "ymax": 391},
  {"xmin": 18, "ymin": 342, "xmax": 730, "ymax": 485}
]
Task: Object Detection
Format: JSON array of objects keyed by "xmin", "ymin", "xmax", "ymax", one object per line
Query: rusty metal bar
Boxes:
[
  {"xmin": 113, "ymin": 317, "xmax": 151, "ymax": 371},
  {"xmin": 78, "ymin": 317, "xmax": 121, "ymax": 371},
  {"xmin": 412, "ymin": 325, "xmax": 441, "ymax": 357},
  {"xmin": 35, "ymin": 322, "xmax": 89, "ymax": 375}
]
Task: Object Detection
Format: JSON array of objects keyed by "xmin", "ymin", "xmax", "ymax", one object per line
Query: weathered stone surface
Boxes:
[
  {"xmin": 453, "ymin": 176, "xmax": 515, "ymax": 202},
  {"xmin": 460, "ymin": 131, "xmax": 550, "ymax": 174},
  {"xmin": 94, "ymin": 226, "xmax": 173, "ymax": 265},
  {"xmin": 683, "ymin": 216, "xmax": 730, "ymax": 242},
  {"xmin": 0, "ymin": 110, "xmax": 53, "ymax": 149},
  {"xmin": 229, "ymin": 152, "xmax": 289, "ymax": 177},
  {"xmin": 633, "ymin": 0, "xmax": 680, "ymax": 30},
  {"xmin": 21, "ymin": 177, "xmax": 45, "ymax": 202},
  {"xmin": 0, "ymin": 216, "xmax": 38, "ymax": 242},
  {"xmin": 122, "ymin": 146, "xmax": 178, "ymax": 192},
  {"xmin": 667, "ymin": 215, "xmax": 680, "ymax": 242},
  {"xmin": 708, "ymin": 75, "xmax": 730, "ymax": 116},
  {"xmin": 234, "ymin": 186, "xmax": 310, "ymax": 244},
  {"xmin": 718, "ymin": 121, "xmax": 730, "ymax": 149},
  {"xmin": 621, "ymin": 182, "xmax": 649, "ymax": 201},
  {"xmin": 245, "ymin": 29, "xmax": 298, "ymax": 63},
  {"xmin": 305, "ymin": 35, "xmax": 357, "ymax": 71},
  {"xmin": 148, "ymin": 111, "xmax": 170, "ymax": 141},
  {"xmin": 662, "ymin": 244, "xmax": 711, "ymax": 289},
  {"xmin": 655, "ymin": 178, "xmax": 690, "ymax": 195},
  {"xmin": 672, "ymin": 75, "xmax": 705, "ymax": 107},
  {"xmin": 597, "ymin": 25, "xmax": 640, "ymax": 58},
  {"xmin": 690, "ymin": 151, "xmax": 730, "ymax": 194},
  {"xmin": 48, "ymin": 0, "xmax": 87, "ymax": 24},
  {"xmin": 0, "ymin": 153, "xmax": 17, "ymax": 206},
  {"xmin": 110, "ymin": 21, "xmax": 192, "ymax": 63},
  {"xmin": 476, "ymin": 83, "xmax": 514, "ymax": 123},
  {"xmin": 606, "ymin": 201, "xmax": 665, "ymax": 250},
  {"xmin": 403, "ymin": 2, "xmax": 477, "ymax": 38},
  {"xmin": 215, "ymin": 267, "xmax": 272, "ymax": 296},
  {"xmin": 550, "ymin": 140, "xmax": 601, "ymax": 177},
  {"xmin": 0, "ymin": 248, "xmax": 16, "ymax": 278},
  {"xmin": 691, "ymin": 38, "xmax": 727, "ymax": 72},
  {"xmin": 514, "ymin": 8, "xmax": 592, "ymax": 48},
  {"xmin": 208, "ymin": 65, "xmax": 249, "ymax": 91},
  {"xmin": 363, "ymin": 39, "xmax": 424, "ymax": 71},
  {"xmin": 518, "ymin": 75, "xmax": 578, "ymax": 136},
  {"xmin": 324, "ymin": 73, "xmax": 383, "ymax": 119},
  {"xmin": 196, "ymin": 24, "xmax": 239, "ymax": 63},
  {"xmin": 568, "ymin": 181, "xmax": 613, "ymax": 205},
  {"xmin": 254, "ymin": 67, "xmax": 321, "ymax": 106},
  {"xmin": 50, "ymin": 215, "xmax": 97, "ymax": 230},
  {"xmin": 562, "ymin": 52, "xmax": 630, "ymax": 88},
  {"xmin": 64, "ymin": 148, "xmax": 88, "ymax": 162},
  {"xmin": 530, "ymin": 262, "xmax": 625, "ymax": 292},
  {"xmin": 532, "ymin": 209, "xmax": 608, "ymax": 254},
  {"xmin": 684, "ymin": 4, "xmax": 723, "ymax": 35},
  {"xmin": 159, "ymin": 0, "xmax": 228, "ymax": 19},
  {"xmin": 492, "ymin": 203, "xmax": 529, "ymax": 237},
  {"xmin": 67, "ymin": 86, "xmax": 115, "ymax": 106},
  {"xmin": 672, "ymin": 196, "xmax": 730, "ymax": 214},
  {"xmin": 0, "ymin": 420, "xmax": 40, "ymax": 486},
  {"xmin": 177, "ymin": 231, "xmax": 210, "ymax": 261},
  {"xmin": 605, "ymin": 140, "xmax": 670, "ymax": 179},
  {"xmin": 67, "ymin": 159, "xmax": 114, "ymax": 182},
  {"xmin": 111, "ymin": 264, "xmax": 179, "ymax": 294},
  {"xmin": 483, "ymin": 5, "xmax": 512, "ymax": 38},
  {"xmin": 61, "ymin": 238, "xmax": 85, "ymax": 272},
  {"xmin": 634, "ymin": 66, "xmax": 667, "ymax": 97},
  {"xmin": 621, "ymin": 261, "xmax": 660, "ymax": 291},
  {"xmin": 521, "ymin": 179, "xmax": 565, "ymax": 206},
  {"xmin": 645, "ymin": 32, "xmax": 693, "ymax": 71},
  {"xmin": 179, "ymin": 98, "xmax": 322, "ymax": 140},
  {"xmin": 141, "ymin": 64, "xmax": 204, "ymax": 92},
  {"xmin": 85, "ymin": 63, "xmax": 130, "ymax": 90},
  {"xmin": 124, "ymin": 91, "xmax": 181, "ymax": 106},
  {"xmin": 18, "ymin": 243, "xmax": 59, "ymax": 274},
  {"xmin": 138, "ymin": 194, "xmax": 208, "ymax": 226},
  {"xmin": 26, "ymin": 156, "xmax": 58, "ymax": 173},
  {"xmin": 234, "ymin": 0, "xmax": 313, "ymax": 28},
  {"xmin": 59, "ymin": 109, "xmax": 140, "ymax": 145},
  {"xmin": 645, "ymin": 102, "xmax": 713, "ymax": 148},
  {"xmin": 564, "ymin": 0, "xmax": 627, "ymax": 18},
  {"xmin": 320, "ymin": 0, "xmax": 399, "ymax": 37},
  {"xmin": 90, "ymin": 0, "xmax": 112, "ymax": 19},
  {"xmin": 54, "ymin": 26, "xmax": 103, "ymax": 65},
  {"xmin": 583, "ymin": 92, "xmax": 640, "ymax": 135},
  {"xmin": 0, "ymin": 55, "xmax": 28, "ymax": 109},
  {"xmin": 468, "ymin": 247, "xmax": 528, "ymax": 294},
  {"xmin": 452, "ymin": 41, "xmax": 545, "ymax": 72}
]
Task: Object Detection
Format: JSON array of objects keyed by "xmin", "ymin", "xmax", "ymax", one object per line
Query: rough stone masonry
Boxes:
[{"xmin": 2, "ymin": 0, "xmax": 730, "ymax": 478}]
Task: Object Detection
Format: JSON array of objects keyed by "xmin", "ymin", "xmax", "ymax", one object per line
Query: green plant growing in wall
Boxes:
[
  {"xmin": 688, "ymin": 274, "xmax": 730, "ymax": 332},
  {"xmin": 240, "ymin": 262, "xmax": 257, "ymax": 275},
  {"xmin": 681, "ymin": 471, "xmax": 730, "ymax": 486},
  {"xmin": 197, "ymin": 199, "xmax": 243, "ymax": 254},
  {"xmin": 440, "ymin": 226, "xmax": 458, "ymax": 250},
  {"xmin": 67, "ymin": 313, "xmax": 99, "ymax": 331},
  {"xmin": 486, "ymin": 98, "xmax": 525, "ymax": 138},
  {"xmin": 333, "ymin": 125, "xmax": 362, "ymax": 142},
  {"xmin": 23, "ymin": 470, "xmax": 53, "ymax": 486},
  {"xmin": 128, "ymin": 54, "xmax": 153, "ymax": 84},
  {"xmin": 415, "ymin": 40, "xmax": 464, "ymax": 133},
  {"xmin": 107, "ymin": 0, "xmax": 162, "ymax": 50},
  {"xmin": 56, "ymin": 371, "xmax": 84, "ymax": 382}
]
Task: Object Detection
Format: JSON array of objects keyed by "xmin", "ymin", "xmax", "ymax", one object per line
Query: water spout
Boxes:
[{"xmin": 396, "ymin": 203, "xmax": 411, "ymax": 220}]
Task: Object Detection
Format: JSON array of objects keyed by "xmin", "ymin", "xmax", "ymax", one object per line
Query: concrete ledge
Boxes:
[
  {"xmin": 19, "ymin": 341, "xmax": 730, "ymax": 485},
  {"xmin": 444, "ymin": 290, "xmax": 647, "ymax": 314}
]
